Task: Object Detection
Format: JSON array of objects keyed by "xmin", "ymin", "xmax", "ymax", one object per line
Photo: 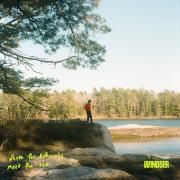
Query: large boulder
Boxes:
[
  {"xmin": 84, "ymin": 123, "xmax": 115, "ymax": 152},
  {"xmin": 41, "ymin": 121, "xmax": 115, "ymax": 152},
  {"xmin": 0, "ymin": 121, "xmax": 115, "ymax": 152}
]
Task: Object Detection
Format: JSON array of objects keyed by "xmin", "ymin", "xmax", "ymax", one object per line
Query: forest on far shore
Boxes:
[{"xmin": 0, "ymin": 88, "xmax": 180, "ymax": 121}]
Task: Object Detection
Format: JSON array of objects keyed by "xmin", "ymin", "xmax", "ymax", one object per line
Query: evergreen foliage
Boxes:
[
  {"xmin": 0, "ymin": 88, "xmax": 179, "ymax": 120},
  {"xmin": 0, "ymin": 0, "xmax": 110, "ymax": 109}
]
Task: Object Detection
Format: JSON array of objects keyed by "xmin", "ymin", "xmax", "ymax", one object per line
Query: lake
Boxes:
[
  {"xmin": 114, "ymin": 137, "xmax": 180, "ymax": 156},
  {"xmin": 95, "ymin": 119, "xmax": 180, "ymax": 128},
  {"xmin": 95, "ymin": 119, "xmax": 180, "ymax": 155}
]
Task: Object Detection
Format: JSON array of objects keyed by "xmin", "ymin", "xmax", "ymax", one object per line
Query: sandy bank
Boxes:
[{"xmin": 109, "ymin": 126, "xmax": 180, "ymax": 139}]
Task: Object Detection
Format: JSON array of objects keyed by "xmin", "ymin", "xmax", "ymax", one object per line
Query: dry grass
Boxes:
[
  {"xmin": 110, "ymin": 127, "xmax": 180, "ymax": 142},
  {"xmin": 0, "ymin": 120, "xmax": 102, "ymax": 152}
]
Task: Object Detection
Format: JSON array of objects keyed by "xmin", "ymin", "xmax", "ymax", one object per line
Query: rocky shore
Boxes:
[
  {"xmin": 0, "ymin": 122, "xmax": 180, "ymax": 179},
  {"xmin": 0, "ymin": 147, "xmax": 179, "ymax": 180}
]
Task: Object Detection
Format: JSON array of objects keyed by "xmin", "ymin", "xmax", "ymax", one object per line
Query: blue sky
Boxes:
[{"xmin": 20, "ymin": 0, "xmax": 180, "ymax": 92}]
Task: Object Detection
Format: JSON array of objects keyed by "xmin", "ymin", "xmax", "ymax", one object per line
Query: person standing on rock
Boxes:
[{"xmin": 84, "ymin": 100, "xmax": 93, "ymax": 123}]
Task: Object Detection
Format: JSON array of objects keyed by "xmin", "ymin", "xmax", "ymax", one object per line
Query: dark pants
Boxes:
[{"xmin": 86, "ymin": 111, "xmax": 93, "ymax": 123}]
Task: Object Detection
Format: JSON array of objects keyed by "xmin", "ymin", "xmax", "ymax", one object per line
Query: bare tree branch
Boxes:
[{"xmin": 0, "ymin": 46, "xmax": 78, "ymax": 64}]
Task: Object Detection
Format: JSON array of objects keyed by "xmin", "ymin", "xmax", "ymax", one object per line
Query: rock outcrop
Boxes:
[
  {"xmin": 0, "ymin": 121, "xmax": 115, "ymax": 152},
  {"xmin": 47, "ymin": 121, "xmax": 115, "ymax": 152},
  {"xmin": 1, "ymin": 122, "xmax": 180, "ymax": 180},
  {"xmin": 16, "ymin": 166, "xmax": 135, "ymax": 180},
  {"xmin": 86, "ymin": 123, "xmax": 115, "ymax": 152},
  {"xmin": 7, "ymin": 147, "xmax": 180, "ymax": 180}
]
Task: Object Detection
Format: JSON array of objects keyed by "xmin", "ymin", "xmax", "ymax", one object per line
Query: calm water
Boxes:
[
  {"xmin": 95, "ymin": 119, "xmax": 180, "ymax": 128},
  {"xmin": 95, "ymin": 119, "xmax": 180, "ymax": 155},
  {"xmin": 114, "ymin": 137, "xmax": 180, "ymax": 155}
]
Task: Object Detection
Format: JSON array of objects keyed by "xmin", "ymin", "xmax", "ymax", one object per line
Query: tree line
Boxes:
[{"xmin": 0, "ymin": 88, "xmax": 180, "ymax": 121}]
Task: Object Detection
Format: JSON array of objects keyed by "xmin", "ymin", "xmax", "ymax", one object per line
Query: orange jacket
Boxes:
[{"xmin": 84, "ymin": 103, "xmax": 91, "ymax": 111}]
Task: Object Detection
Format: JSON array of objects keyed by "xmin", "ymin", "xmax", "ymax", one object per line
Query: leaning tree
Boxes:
[{"xmin": 0, "ymin": 0, "xmax": 110, "ymax": 109}]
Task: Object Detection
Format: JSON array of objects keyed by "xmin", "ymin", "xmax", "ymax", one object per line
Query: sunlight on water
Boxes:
[
  {"xmin": 96, "ymin": 119, "xmax": 180, "ymax": 128},
  {"xmin": 114, "ymin": 137, "xmax": 180, "ymax": 155},
  {"xmin": 96, "ymin": 119, "xmax": 180, "ymax": 155}
]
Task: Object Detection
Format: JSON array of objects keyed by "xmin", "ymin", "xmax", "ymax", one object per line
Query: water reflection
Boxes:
[
  {"xmin": 96, "ymin": 119, "xmax": 180, "ymax": 128},
  {"xmin": 114, "ymin": 137, "xmax": 180, "ymax": 155}
]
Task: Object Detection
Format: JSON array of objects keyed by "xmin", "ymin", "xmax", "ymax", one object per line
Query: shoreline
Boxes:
[
  {"xmin": 93, "ymin": 116, "xmax": 180, "ymax": 120},
  {"xmin": 109, "ymin": 127, "xmax": 180, "ymax": 141}
]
